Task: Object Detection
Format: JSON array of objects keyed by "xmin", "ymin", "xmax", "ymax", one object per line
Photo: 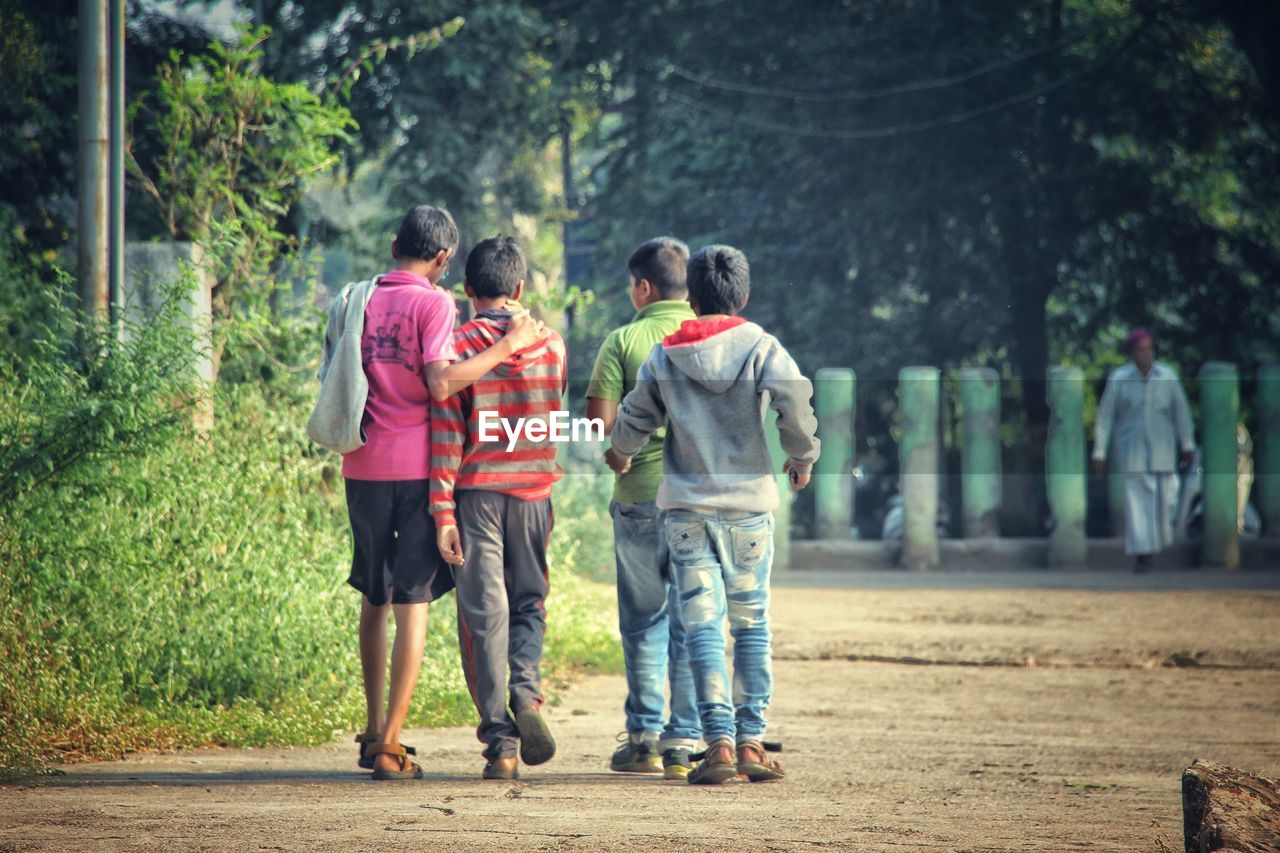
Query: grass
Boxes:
[{"xmin": 0, "ymin": 382, "xmax": 622, "ymax": 779}]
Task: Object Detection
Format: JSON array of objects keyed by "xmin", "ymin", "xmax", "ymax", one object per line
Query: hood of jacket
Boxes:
[
  {"xmin": 661, "ymin": 316, "xmax": 766, "ymax": 394},
  {"xmin": 466, "ymin": 308, "xmax": 554, "ymax": 377}
]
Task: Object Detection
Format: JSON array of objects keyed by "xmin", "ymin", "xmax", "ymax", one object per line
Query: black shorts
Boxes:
[{"xmin": 345, "ymin": 479, "xmax": 454, "ymax": 606}]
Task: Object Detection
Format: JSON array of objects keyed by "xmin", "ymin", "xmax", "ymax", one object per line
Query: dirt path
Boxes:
[{"xmin": 4, "ymin": 583, "xmax": 1279, "ymax": 851}]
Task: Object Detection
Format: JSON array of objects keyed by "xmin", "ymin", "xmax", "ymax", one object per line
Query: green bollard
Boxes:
[
  {"xmin": 1046, "ymin": 366, "xmax": 1087, "ymax": 566},
  {"xmin": 815, "ymin": 368, "xmax": 856, "ymax": 539},
  {"xmin": 765, "ymin": 406, "xmax": 792, "ymax": 569},
  {"xmin": 1258, "ymin": 363, "xmax": 1280, "ymax": 538},
  {"xmin": 899, "ymin": 367, "xmax": 940, "ymax": 569},
  {"xmin": 1200, "ymin": 362, "xmax": 1240, "ymax": 568},
  {"xmin": 958, "ymin": 368, "xmax": 1001, "ymax": 538}
]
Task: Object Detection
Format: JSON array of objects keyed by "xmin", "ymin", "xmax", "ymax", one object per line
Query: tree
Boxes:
[
  {"xmin": 552, "ymin": 0, "xmax": 1279, "ymax": 430},
  {"xmin": 127, "ymin": 27, "xmax": 360, "ymax": 335}
]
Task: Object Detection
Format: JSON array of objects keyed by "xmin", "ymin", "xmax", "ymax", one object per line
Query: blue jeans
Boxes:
[
  {"xmin": 665, "ymin": 509, "xmax": 774, "ymax": 746},
  {"xmin": 611, "ymin": 501, "xmax": 701, "ymax": 748}
]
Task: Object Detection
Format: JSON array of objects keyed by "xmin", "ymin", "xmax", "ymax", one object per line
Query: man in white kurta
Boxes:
[{"xmin": 1092, "ymin": 330, "xmax": 1195, "ymax": 568}]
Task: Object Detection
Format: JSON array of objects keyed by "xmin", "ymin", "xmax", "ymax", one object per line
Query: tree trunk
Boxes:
[
  {"xmin": 1182, "ymin": 759, "xmax": 1280, "ymax": 853},
  {"xmin": 1003, "ymin": 203, "xmax": 1053, "ymax": 428}
]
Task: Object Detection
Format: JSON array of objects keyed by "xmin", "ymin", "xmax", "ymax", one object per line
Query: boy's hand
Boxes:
[
  {"xmin": 604, "ymin": 446, "xmax": 632, "ymax": 474},
  {"xmin": 784, "ymin": 461, "xmax": 811, "ymax": 491},
  {"xmin": 503, "ymin": 306, "xmax": 546, "ymax": 352},
  {"xmin": 438, "ymin": 524, "xmax": 465, "ymax": 566}
]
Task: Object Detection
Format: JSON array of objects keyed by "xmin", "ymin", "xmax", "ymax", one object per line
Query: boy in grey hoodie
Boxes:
[{"xmin": 605, "ymin": 244, "xmax": 819, "ymax": 785}]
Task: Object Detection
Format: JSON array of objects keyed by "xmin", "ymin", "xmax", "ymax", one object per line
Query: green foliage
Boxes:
[
  {"xmin": 127, "ymin": 26, "xmax": 357, "ymax": 322},
  {"xmin": 258, "ymin": 1, "xmax": 580, "ymax": 294},
  {"xmin": 561, "ymin": 3, "xmax": 1280, "ymax": 434},
  {"xmin": 0, "ymin": 367, "xmax": 621, "ymax": 778},
  {"xmin": 0, "ymin": 237, "xmax": 620, "ymax": 780},
  {"xmin": 0, "ymin": 250, "xmax": 204, "ymax": 503},
  {"xmin": 0, "ymin": 1, "xmax": 78, "ymax": 259}
]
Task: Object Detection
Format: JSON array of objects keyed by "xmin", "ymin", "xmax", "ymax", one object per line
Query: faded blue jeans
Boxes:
[
  {"xmin": 664, "ymin": 508, "xmax": 774, "ymax": 746},
  {"xmin": 611, "ymin": 501, "xmax": 701, "ymax": 749}
]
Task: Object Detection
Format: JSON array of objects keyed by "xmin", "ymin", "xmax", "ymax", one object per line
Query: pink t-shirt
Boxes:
[{"xmin": 342, "ymin": 270, "xmax": 458, "ymax": 481}]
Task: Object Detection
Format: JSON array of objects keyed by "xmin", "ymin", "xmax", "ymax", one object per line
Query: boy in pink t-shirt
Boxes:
[{"xmin": 337, "ymin": 205, "xmax": 543, "ymax": 780}]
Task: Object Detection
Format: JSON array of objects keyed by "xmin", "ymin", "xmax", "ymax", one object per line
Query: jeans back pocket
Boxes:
[
  {"xmin": 730, "ymin": 518, "xmax": 771, "ymax": 569},
  {"xmin": 667, "ymin": 519, "xmax": 708, "ymax": 562}
]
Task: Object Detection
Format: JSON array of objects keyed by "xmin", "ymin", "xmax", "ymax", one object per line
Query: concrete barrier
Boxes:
[
  {"xmin": 899, "ymin": 367, "xmax": 940, "ymax": 569},
  {"xmin": 814, "ymin": 368, "xmax": 855, "ymax": 540}
]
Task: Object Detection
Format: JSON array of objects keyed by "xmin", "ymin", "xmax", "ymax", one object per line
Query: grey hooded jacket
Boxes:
[{"xmin": 610, "ymin": 320, "xmax": 820, "ymax": 513}]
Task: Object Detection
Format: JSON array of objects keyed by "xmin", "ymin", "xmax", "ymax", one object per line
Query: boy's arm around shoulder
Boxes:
[
  {"xmin": 429, "ymin": 372, "xmax": 470, "ymax": 566},
  {"xmin": 428, "ymin": 351, "xmax": 470, "ymax": 529},
  {"xmin": 424, "ymin": 308, "xmax": 546, "ymax": 402},
  {"xmin": 756, "ymin": 337, "xmax": 820, "ymax": 475},
  {"xmin": 608, "ymin": 345, "xmax": 666, "ymax": 461}
]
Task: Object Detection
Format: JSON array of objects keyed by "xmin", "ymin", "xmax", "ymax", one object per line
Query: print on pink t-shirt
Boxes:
[{"xmin": 342, "ymin": 270, "xmax": 458, "ymax": 481}]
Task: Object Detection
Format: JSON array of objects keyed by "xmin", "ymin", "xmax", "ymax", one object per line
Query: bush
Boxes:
[{"xmin": 0, "ymin": 267, "xmax": 622, "ymax": 778}]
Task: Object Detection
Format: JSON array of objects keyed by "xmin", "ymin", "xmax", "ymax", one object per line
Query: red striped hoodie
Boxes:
[{"xmin": 429, "ymin": 308, "xmax": 567, "ymax": 527}]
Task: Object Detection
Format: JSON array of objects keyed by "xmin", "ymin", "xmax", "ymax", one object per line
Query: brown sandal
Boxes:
[
  {"xmin": 736, "ymin": 740, "xmax": 785, "ymax": 782},
  {"xmin": 358, "ymin": 727, "xmax": 417, "ymax": 768},
  {"xmin": 356, "ymin": 732, "xmax": 416, "ymax": 770},
  {"xmin": 368, "ymin": 742, "xmax": 424, "ymax": 781}
]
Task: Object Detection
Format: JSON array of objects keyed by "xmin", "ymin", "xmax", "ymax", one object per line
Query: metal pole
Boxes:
[
  {"xmin": 78, "ymin": 0, "xmax": 109, "ymax": 321},
  {"xmin": 1046, "ymin": 366, "xmax": 1087, "ymax": 566},
  {"xmin": 899, "ymin": 366, "xmax": 940, "ymax": 569},
  {"xmin": 958, "ymin": 367, "xmax": 1001, "ymax": 538},
  {"xmin": 814, "ymin": 368, "xmax": 855, "ymax": 539},
  {"xmin": 1258, "ymin": 362, "xmax": 1280, "ymax": 537},
  {"xmin": 109, "ymin": 0, "xmax": 125, "ymax": 329},
  {"xmin": 560, "ymin": 118, "xmax": 575, "ymax": 333},
  {"xmin": 1200, "ymin": 362, "xmax": 1240, "ymax": 568}
]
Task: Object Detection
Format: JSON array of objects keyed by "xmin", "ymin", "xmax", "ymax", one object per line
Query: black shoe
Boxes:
[
  {"xmin": 512, "ymin": 701, "xmax": 552, "ymax": 763},
  {"xmin": 610, "ymin": 734, "xmax": 662, "ymax": 773},
  {"xmin": 514, "ymin": 703, "xmax": 556, "ymax": 766},
  {"xmin": 662, "ymin": 747, "xmax": 694, "ymax": 780}
]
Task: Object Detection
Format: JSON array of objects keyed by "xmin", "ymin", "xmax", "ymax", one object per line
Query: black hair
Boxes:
[
  {"xmin": 627, "ymin": 237, "xmax": 689, "ymax": 298},
  {"xmin": 394, "ymin": 205, "xmax": 459, "ymax": 261},
  {"xmin": 686, "ymin": 244, "xmax": 750, "ymax": 316},
  {"xmin": 465, "ymin": 235, "xmax": 527, "ymax": 299}
]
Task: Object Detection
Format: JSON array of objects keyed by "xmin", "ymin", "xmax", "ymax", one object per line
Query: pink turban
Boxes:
[{"xmin": 1124, "ymin": 328, "xmax": 1153, "ymax": 353}]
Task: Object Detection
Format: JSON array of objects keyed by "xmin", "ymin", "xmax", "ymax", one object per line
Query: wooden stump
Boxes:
[{"xmin": 1182, "ymin": 759, "xmax": 1280, "ymax": 852}]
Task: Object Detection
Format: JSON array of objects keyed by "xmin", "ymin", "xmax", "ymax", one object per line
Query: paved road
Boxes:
[
  {"xmin": 777, "ymin": 567, "xmax": 1280, "ymax": 590},
  {"xmin": 3, "ymin": 584, "xmax": 1278, "ymax": 851}
]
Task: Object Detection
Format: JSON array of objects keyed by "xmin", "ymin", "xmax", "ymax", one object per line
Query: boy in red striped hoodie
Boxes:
[{"xmin": 430, "ymin": 236, "xmax": 566, "ymax": 780}]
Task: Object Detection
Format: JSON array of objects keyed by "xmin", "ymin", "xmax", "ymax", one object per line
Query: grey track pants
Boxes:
[{"xmin": 454, "ymin": 489, "xmax": 552, "ymax": 760}]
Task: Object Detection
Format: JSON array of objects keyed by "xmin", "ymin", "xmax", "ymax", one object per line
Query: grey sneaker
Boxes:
[
  {"xmin": 610, "ymin": 734, "xmax": 662, "ymax": 773},
  {"xmin": 662, "ymin": 747, "xmax": 693, "ymax": 780}
]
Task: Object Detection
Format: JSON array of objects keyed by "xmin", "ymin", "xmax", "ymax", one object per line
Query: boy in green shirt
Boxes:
[{"xmin": 586, "ymin": 238, "xmax": 701, "ymax": 778}]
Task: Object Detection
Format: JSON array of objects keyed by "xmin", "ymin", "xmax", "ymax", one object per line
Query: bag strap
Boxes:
[{"xmin": 337, "ymin": 276, "xmax": 380, "ymax": 336}]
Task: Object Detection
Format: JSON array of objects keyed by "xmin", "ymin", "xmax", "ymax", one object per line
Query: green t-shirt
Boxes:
[{"xmin": 586, "ymin": 300, "xmax": 695, "ymax": 505}]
